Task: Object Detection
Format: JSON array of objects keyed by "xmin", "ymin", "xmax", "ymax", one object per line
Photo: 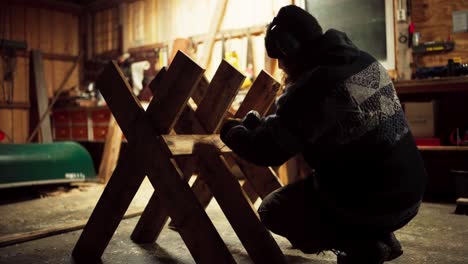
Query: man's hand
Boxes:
[
  {"xmin": 242, "ymin": 110, "xmax": 261, "ymax": 130},
  {"xmin": 220, "ymin": 118, "xmax": 243, "ymax": 143}
]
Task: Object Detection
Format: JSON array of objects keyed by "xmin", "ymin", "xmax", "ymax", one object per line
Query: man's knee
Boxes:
[{"xmin": 257, "ymin": 190, "xmax": 288, "ymax": 234}]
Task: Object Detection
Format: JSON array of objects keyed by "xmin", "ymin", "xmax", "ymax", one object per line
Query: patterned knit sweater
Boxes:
[{"xmin": 222, "ymin": 29, "xmax": 426, "ymax": 227}]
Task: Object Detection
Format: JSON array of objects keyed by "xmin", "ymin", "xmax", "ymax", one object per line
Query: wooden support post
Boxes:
[
  {"xmin": 97, "ymin": 115, "xmax": 122, "ymax": 183},
  {"xmin": 28, "ymin": 50, "xmax": 53, "ymax": 143},
  {"xmin": 73, "ymin": 51, "xmax": 235, "ymax": 263},
  {"xmin": 196, "ymin": 143, "xmax": 286, "ymax": 264}
]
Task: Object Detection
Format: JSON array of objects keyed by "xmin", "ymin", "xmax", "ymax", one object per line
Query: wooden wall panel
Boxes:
[
  {"xmin": 10, "ymin": 6, "xmax": 26, "ymax": 43},
  {"xmin": 0, "ymin": 110, "xmax": 13, "ymax": 143},
  {"xmin": 13, "ymin": 57, "xmax": 29, "ymax": 103},
  {"xmin": 53, "ymin": 11, "xmax": 67, "ymax": 55},
  {"xmin": 1, "ymin": 4, "xmax": 81, "ymax": 143},
  {"xmin": 12, "ymin": 110, "xmax": 29, "ymax": 143},
  {"xmin": 25, "ymin": 7, "xmax": 41, "ymax": 50},
  {"xmin": 44, "ymin": 59, "xmax": 55, "ymax": 98},
  {"xmin": 412, "ymin": 0, "xmax": 468, "ymax": 67},
  {"xmin": 52, "ymin": 61, "xmax": 80, "ymax": 93},
  {"xmin": 39, "ymin": 9, "xmax": 54, "ymax": 54}
]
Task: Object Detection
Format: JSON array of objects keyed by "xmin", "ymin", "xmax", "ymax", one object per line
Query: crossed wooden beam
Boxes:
[{"xmin": 72, "ymin": 51, "xmax": 285, "ymax": 263}]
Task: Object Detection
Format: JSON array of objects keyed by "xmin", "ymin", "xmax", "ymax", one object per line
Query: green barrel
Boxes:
[{"xmin": 0, "ymin": 141, "xmax": 96, "ymax": 188}]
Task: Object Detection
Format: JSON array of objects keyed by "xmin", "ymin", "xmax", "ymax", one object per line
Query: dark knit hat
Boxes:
[{"xmin": 265, "ymin": 5, "xmax": 323, "ymax": 59}]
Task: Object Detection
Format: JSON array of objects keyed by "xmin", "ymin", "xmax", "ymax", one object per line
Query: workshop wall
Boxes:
[
  {"xmin": 0, "ymin": 3, "xmax": 81, "ymax": 143},
  {"xmin": 412, "ymin": 0, "xmax": 468, "ymax": 67}
]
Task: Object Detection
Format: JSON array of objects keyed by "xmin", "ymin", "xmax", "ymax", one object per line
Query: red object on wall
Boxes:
[
  {"xmin": 0, "ymin": 130, "xmax": 5, "ymax": 141},
  {"xmin": 415, "ymin": 138, "xmax": 441, "ymax": 146}
]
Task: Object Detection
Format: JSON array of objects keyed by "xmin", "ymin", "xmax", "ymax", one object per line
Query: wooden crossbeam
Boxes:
[
  {"xmin": 72, "ymin": 51, "xmax": 235, "ymax": 263},
  {"xmin": 131, "ymin": 60, "xmax": 245, "ymax": 243},
  {"xmin": 196, "ymin": 143, "xmax": 287, "ymax": 264},
  {"xmin": 162, "ymin": 134, "xmax": 281, "ymax": 199}
]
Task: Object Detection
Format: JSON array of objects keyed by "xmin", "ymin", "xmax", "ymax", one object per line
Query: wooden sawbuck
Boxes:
[{"xmin": 72, "ymin": 51, "xmax": 287, "ymax": 263}]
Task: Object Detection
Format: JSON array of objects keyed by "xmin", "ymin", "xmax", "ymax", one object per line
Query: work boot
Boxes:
[{"xmin": 335, "ymin": 233, "xmax": 403, "ymax": 264}]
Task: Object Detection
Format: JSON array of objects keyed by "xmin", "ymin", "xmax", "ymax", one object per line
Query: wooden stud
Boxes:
[
  {"xmin": 29, "ymin": 50, "xmax": 52, "ymax": 143},
  {"xmin": 97, "ymin": 115, "xmax": 123, "ymax": 183},
  {"xmin": 196, "ymin": 60, "xmax": 245, "ymax": 133}
]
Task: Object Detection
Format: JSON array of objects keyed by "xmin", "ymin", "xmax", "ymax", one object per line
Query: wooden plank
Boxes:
[
  {"xmin": 394, "ymin": 76, "xmax": 468, "ymax": 95},
  {"xmin": 0, "ymin": 210, "xmax": 143, "ymax": 248},
  {"xmin": 162, "ymin": 135, "xmax": 227, "ymax": 155},
  {"xmin": 72, "ymin": 145, "xmax": 147, "ymax": 262},
  {"xmin": 146, "ymin": 51, "xmax": 204, "ymax": 134},
  {"xmin": 418, "ymin": 146, "xmax": 468, "ymax": 152},
  {"xmin": 198, "ymin": 0, "xmax": 228, "ymax": 69},
  {"xmin": 232, "ymin": 154, "xmax": 283, "ymax": 199},
  {"xmin": 187, "ymin": 175, "xmax": 213, "ymax": 209},
  {"xmin": 192, "ymin": 75, "xmax": 209, "ymax": 106},
  {"xmin": 196, "ymin": 60, "xmax": 245, "ymax": 133},
  {"xmin": 30, "ymin": 50, "xmax": 52, "ymax": 143},
  {"xmin": 43, "ymin": 59, "xmax": 54, "ymax": 98},
  {"xmin": 72, "ymin": 61, "xmax": 146, "ymax": 261},
  {"xmin": 235, "ymin": 70, "xmax": 280, "ymax": 118},
  {"xmin": 143, "ymin": 138, "xmax": 236, "ymax": 264},
  {"xmin": 173, "ymin": 105, "xmax": 207, "ymax": 134},
  {"xmin": 97, "ymin": 115, "xmax": 123, "ymax": 183},
  {"xmin": 197, "ymin": 143, "xmax": 286, "ymax": 264},
  {"xmin": 28, "ymin": 54, "xmax": 81, "ymax": 143},
  {"xmin": 241, "ymin": 180, "xmax": 259, "ymax": 204},
  {"xmin": 130, "ymin": 190, "xmax": 169, "ymax": 243},
  {"xmin": 457, "ymin": 197, "xmax": 468, "ymax": 205},
  {"xmin": 148, "ymin": 67, "xmax": 166, "ymax": 94},
  {"xmin": 93, "ymin": 61, "xmax": 144, "ymax": 140}
]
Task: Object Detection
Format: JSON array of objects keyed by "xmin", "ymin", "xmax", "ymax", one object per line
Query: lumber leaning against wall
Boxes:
[{"xmin": 0, "ymin": 3, "xmax": 80, "ymax": 143}]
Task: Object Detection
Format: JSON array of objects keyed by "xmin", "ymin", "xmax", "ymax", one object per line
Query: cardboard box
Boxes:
[{"xmin": 403, "ymin": 101, "xmax": 437, "ymax": 138}]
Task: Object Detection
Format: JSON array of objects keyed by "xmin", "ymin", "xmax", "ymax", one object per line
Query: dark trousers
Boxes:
[{"xmin": 257, "ymin": 177, "xmax": 409, "ymax": 254}]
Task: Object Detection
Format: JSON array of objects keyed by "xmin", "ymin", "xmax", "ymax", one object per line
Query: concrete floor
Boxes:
[{"xmin": 0, "ymin": 179, "xmax": 467, "ymax": 264}]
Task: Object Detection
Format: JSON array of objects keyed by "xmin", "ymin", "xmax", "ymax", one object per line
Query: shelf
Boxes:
[
  {"xmin": 394, "ymin": 76, "xmax": 468, "ymax": 95},
  {"xmin": 0, "ymin": 101, "xmax": 30, "ymax": 109},
  {"xmin": 418, "ymin": 146, "xmax": 468, "ymax": 151}
]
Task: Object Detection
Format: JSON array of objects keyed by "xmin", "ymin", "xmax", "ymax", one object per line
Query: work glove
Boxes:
[
  {"xmin": 220, "ymin": 118, "xmax": 243, "ymax": 143},
  {"xmin": 241, "ymin": 110, "xmax": 261, "ymax": 130}
]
